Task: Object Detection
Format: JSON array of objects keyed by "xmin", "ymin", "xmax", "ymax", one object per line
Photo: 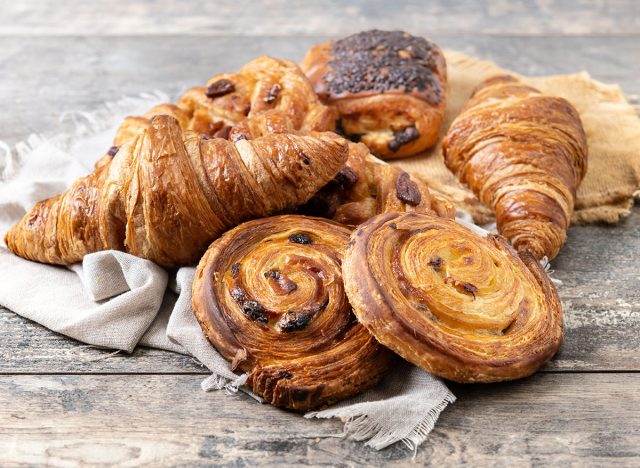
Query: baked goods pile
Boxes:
[{"xmin": 5, "ymin": 30, "xmax": 589, "ymax": 410}]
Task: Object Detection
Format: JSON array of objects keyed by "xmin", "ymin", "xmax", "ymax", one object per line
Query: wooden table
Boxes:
[{"xmin": 1, "ymin": 1, "xmax": 639, "ymax": 465}]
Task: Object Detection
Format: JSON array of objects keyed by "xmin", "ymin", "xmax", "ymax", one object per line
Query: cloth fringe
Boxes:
[
  {"xmin": 307, "ymin": 392, "xmax": 456, "ymax": 452},
  {"xmin": 0, "ymin": 91, "xmax": 168, "ymax": 181}
]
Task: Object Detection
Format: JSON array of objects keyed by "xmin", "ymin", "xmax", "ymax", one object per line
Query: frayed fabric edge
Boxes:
[
  {"xmin": 0, "ymin": 91, "xmax": 169, "ymax": 181},
  {"xmin": 305, "ymin": 392, "xmax": 456, "ymax": 453}
]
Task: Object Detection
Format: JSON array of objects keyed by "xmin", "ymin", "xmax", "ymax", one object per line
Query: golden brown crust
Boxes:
[
  {"xmin": 442, "ymin": 75, "xmax": 588, "ymax": 260},
  {"xmin": 300, "ymin": 30, "xmax": 447, "ymax": 159},
  {"xmin": 343, "ymin": 212, "xmax": 564, "ymax": 383},
  {"xmin": 94, "ymin": 56, "xmax": 336, "ymax": 166},
  {"xmin": 299, "ymin": 142, "xmax": 455, "ymax": 224},
  {"xmin": 192, "ymin": 215, "xmax": 394, "ymax": 410},
  {"xmin": 4, "ymin": 117, "xmax": 348, "ymax": 267}
]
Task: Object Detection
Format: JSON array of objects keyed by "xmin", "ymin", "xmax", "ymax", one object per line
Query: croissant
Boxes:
[
  {"xmin": 442, "ymin": 75, "xmax": 588, "ymax": 260},
  {"xmin": 299, "ymin": 142, "xmax": 456, "ymax": 224},
  {"xmin": 300, "ymin": 30, "xmax": 447, "ymax": 159},
  {"xmin": 192, "ymin": 215, "xmax": 395, "ymax": 410},
  {"xmin": 93, "ymin": 56, "xmax": 337, "ymax": 169},
  {"xmin": 343, "ymin": 212, "xmax": 564, "ymax": 383},
  {"xmin": 5, "ymin": 116, "xmax": 348, "ymax": 267}
]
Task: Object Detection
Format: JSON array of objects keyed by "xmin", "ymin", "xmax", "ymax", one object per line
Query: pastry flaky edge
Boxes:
[
  {"xmin": 442, "ymin": 75, "xmax": 588, "ymax": 260},
  {"xmin": 192, "ymin": 215, "xmax": 395, "ymax": 411},
  {"xmin": 299, "ymin": 141, "xmax": 456, "ymax": 224},
  {"xmin": 343, "ymin": 211, "xmax": 564, "ymax": 384},
  {"xmin": 5, "ymin": 116, "xmax": 348, "ymax": 267},
  {"xmin": 301, "ymin": 30, "xmax": 447, "ymax": 160}
]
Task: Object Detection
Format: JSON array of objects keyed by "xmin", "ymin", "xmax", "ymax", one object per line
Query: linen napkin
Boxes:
[{"xmin": 0, "ymin": 92, "xmax": 454, "ymax": 452}]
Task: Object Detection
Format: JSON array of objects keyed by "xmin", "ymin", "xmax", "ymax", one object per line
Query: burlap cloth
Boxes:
[{"xmin": 393, "ymin": 50, "xmax": 640, "ymax": 225}]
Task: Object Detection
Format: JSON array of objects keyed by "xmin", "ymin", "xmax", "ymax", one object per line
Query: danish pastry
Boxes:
[
  {"xmin": 192, "ymin": 215, "xmax": 394, "ymax": 410},
  {"xmin": 301, "ymin": 30, "xmax": 447, "ymax": 159},
  {"xmin": 343, "ymin": 212, "xmax": 564, "ymax": 383}
]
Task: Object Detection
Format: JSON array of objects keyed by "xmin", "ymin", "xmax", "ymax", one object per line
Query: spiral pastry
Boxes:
[
  {"xmin": 343, "ymin": 212, "xmax": 563, "ymax": 383},
  {"xmin": 192, "ymin": 215, "xmax": 394, "ymax": 410}
]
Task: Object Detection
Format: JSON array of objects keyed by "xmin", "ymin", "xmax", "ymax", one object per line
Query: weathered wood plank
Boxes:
[
  {"xmin": 2, "ymin": 207, "xmax": 638, "ymax": 374},
  {"xmin": 1, "ymin": 0, "xmax": 639, "ymax": 36},
  {"xmin": 0, "ymin": 373, "xmax": 638, "ymax": 466},
  {"xmin": 0, "ymin": 35, "xmax": 638, "ymax": 146},
  {"xmin": 0, "ymin": 308, "xmax": 205, "ymax": 374}
]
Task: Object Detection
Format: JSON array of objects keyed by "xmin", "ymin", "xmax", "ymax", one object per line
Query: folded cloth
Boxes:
[
  {"xmin": 0, "ymin": 246, "xmax": 455, "ymax": 451},
  {"xmin": 0, "ymin": 92, "xmax": 454, "ymax": 451}
]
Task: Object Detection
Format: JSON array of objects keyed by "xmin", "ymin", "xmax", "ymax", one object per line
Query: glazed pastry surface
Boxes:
[
  {"xmin": 5, "ymin": 117, "xmax": 347, "ymax": 267},
  {"xmin": 343, "ymin": 212, "xmax": 564, "ymax": 383},
  {"xmin": 299, "ymin": 142, "xmax": 455, "ymax": 224},
  {"xmin": 301, "ymin": 30, "xmax": 447, "ymax": 159},
  {"xmin": 442, "ymin": 75, "xmax": 588, "ymax": 260},
  {"xmin": 192, "ymin": 215, "xmax": 394, "ymax": 410}
]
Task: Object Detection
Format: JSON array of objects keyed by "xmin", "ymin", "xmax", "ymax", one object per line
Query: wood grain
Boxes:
[
  {"xmin": 1, "ymin": 2, "xmax": 639, "ymax": 464},
  {"xmin": 0, "ymin": 35, "xmax": 638, "ymax": 146},
  {"xmin": 1, "ymin": 373, "xmax": 638, "ymax": 466},
  {"xmin": 1, "ymin": 0, "xmax": 639, "ymax": 36}
]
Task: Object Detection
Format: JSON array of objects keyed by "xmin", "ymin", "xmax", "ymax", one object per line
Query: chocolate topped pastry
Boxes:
[{"xmin": 301, "ymin": 30, "xmax": 447, "ymax": 160}]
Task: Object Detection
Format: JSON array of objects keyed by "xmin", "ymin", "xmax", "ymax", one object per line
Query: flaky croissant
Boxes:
[
  {"xmin": 94, "ymin": 56, "xmax": 337, "ymax": 168},
  {"xmin": 301, "ymin": 30, "xmax": 447, "ymax": 159},
  {"xmin": 442, "ymin": 75, "xmax": 588, "ymax": 260},
  {"xmin": 192, "ymin": 215, "xmax": 394, "ymax": 410},
  {"xmin": 5, "ymin": 116, "xmax": 348, "ymax": 267},
  {"xmin": 299, "ymin": 142, "xmax": 455, "ymax": 224},
  {"xmin": 343, "ymin": 212, "xmax": 563, "ymax": 383}
]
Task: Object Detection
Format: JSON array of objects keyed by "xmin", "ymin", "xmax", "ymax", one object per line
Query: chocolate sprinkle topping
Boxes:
[
  {"xmin": 325, "ymin": 30, "xmax": 444, "ymax": 102},
  {"xmin": 205, "ymin": 79, "xmax": 235, "ymax": 98},
  {"xmin": 107, "ymin": 146, "xmax": 119, "ymax": 157},
  {"xmin": 231, "ymin": 262, "xmax": 241, "ymax": 279},
  {"xmin": 288, "ymin": 233, "xmax": 312, "ymax": 245},
  {"xmin": 264, "ymin": 84, "xmax": 281, "ymax": 103},
  {"xmin": 388, "ymin": 126, "xmax": 420, "ymax": 152},
  {"xmin": 395, "ymin": 172, "xmax": 422, "ymax": 206}
]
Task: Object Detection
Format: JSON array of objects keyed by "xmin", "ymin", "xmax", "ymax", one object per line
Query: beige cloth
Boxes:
[{"xmin": 394, "ymin": 50, "xmax": 640, "ymax": 225}]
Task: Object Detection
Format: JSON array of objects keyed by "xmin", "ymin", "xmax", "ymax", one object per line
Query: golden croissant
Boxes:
[
  {"xmin": 442, "ymin": 75, "xmax": 588, "ymax": 260},
  {"xmin": 192, "ymin": 215, "xmax": 394, "ymax": 410},
  {"xmin": 98, "ymin": 55, "xmax": 336, "ymax": 167},
  {"xmin": 5, "ymin": 116, "xmax": 348, "ymax": 267},
  {"xmin": 343, "ymin": 212, "xmax": 563, "ymax": 383},
  {"xmin": 301, "ymin": 30, "xmax": 447, "ymax": 159}
]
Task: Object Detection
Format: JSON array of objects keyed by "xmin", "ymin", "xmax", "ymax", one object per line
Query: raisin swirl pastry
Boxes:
[
  {"xmin": 301, "ymin": 30, "xmax": 447, "ymax": 159},
  {"xmin": 192, "ymin": 215, "xmax": 394, "ymax": 410},
  {"xmin": 442, "ymin": 75, "xmax": 588, "ymax": 260},
  {"xmin": 343, "ymin": 212, "xmax": 563, "ymax": 383},
  {"xmin": 5, "ymin": 117, "xmax": 348, "ymax": 267},
  {"xmin": 299, "ymin": 142, "xmax": 455, "ymax": 224}
]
